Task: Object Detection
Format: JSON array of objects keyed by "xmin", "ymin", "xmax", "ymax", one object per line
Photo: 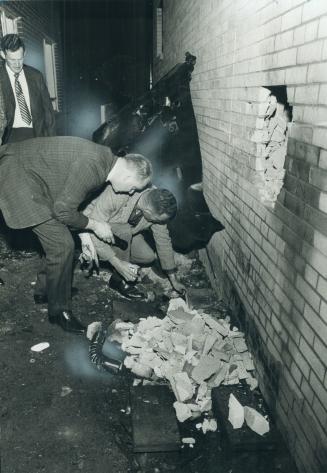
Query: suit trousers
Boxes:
[{"xmin": 32, "ymin": 219, "xmax": 74, "ymax": 316}]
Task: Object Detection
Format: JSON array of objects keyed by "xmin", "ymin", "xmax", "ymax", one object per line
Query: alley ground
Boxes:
[{"xmin": 0, "ymin": 230, "xmax": 298, "ymax": 473}]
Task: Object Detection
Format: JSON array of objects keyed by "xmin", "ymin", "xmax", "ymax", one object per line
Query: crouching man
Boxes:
[{"xmin": 79, "ymin": 186, "xmax": 185, "ymax": 299}]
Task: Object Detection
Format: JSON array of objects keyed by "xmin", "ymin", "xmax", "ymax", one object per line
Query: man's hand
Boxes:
[
  {"xmin": 112, "ymin": 257, "xmax": 139, "ymax": 282},
  {"xmin": 86, "ymin": 218, "xmax": 115, "ymax": 244},
  {"xmin": 79, "ymin": 232, "xmax": 99, "ymax": 269},
  {"xmin": 168, "ymin": 273, "xmax": 186, "ymax": 295}
]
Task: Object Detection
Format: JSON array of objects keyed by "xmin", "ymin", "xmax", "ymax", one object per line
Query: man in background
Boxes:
[{"xmin": 0, "ymin": 34, "xmax": 56, "ymax": 143}]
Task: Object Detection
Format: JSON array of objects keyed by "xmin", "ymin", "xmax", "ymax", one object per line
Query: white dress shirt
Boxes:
[{"xmin": 6, "ymin": 64, "xmax": 33, "ymax": 128}]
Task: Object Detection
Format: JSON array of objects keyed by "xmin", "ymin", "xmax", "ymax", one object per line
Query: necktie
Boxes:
[{"xmin": 14, "ymin": 73, "xmax": 32, "ymax": 125}]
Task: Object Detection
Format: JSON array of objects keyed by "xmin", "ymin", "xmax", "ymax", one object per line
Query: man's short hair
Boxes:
[
  {"xmin": 123, "ymin": 153, "xmax": 152, "ymax": 182},
  {"xmin": 1, "ymin": 34, "xmax": 25, "ymax": 54},
  {"xmin": 148, "ymin": 188, "xmax": 177, "ymax": 220}
]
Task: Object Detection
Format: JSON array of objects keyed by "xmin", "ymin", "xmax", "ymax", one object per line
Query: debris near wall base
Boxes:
[
  {"xmin": 244, "ymin": 406, "xmax": 270, "ymax": 436},
  {"xmin": 110, "ymin": 296, "xmax": 256, "ymax": 425},
  {"xmin": 228, "ymin": 394, "xmax": 244, "ymax": 429}
]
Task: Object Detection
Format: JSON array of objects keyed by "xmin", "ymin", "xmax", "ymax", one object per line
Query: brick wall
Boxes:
[
  {"xmin": 153, "ymin": 1, "xmax": 327, "ymax": 472},
  {"xmin": 0, "ymin": 1, "xmax": 64, "ymax": 128}
]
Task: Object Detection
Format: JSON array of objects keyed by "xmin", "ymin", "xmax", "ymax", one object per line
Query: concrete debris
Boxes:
[
  {"xmin": 182, "ymin": 437, "xmax": 196, "ymax": 444},
  {"xmin": 173, "ymin": 401, "xmax": 192, "ymax": 422},
  {"xmin": 60, "ymin": 386, "xmax": 72, "ymax": 397},
  {"xmin": 86, "ymin": 321, "xmax": 102, "ymax": 341},
  {"xmin": 228, "ymin": 394, "xmax": 244, "ymax": 429},
  {"xmin": 173, "ymin": 372, "xmax": 194, "ymax": 402},
  {"xmin": 244, "ymin": 406, "xmax": 270, "ymax": 435},
  {"xmin": 201, "ymin": 418, "xmax": 218, "ymax": 434},
  {"xmin": 113, "ymin": 297, "xmax": 256, "ymax": 424},
  {"xmin": 246, "ymin": 373, "xmax": 259, "ymax": 391},
  {"xmin": 30, "ymin": 342, "xmax": 50, "ymax": 352}
]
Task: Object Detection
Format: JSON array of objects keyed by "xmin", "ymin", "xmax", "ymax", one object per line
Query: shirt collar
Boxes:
[{"xmin": 6, "ymin": 64, "xmax": 25, "ymax": 79}]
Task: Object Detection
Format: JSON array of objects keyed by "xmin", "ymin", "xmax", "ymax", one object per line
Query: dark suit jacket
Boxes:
[
  {"xmin": 0, "ymin": 64, "xmax": 56, "ymax": 143},
  {"xmin": 0, "ymin": 136, "xmax": 117, "ymax": 229}
]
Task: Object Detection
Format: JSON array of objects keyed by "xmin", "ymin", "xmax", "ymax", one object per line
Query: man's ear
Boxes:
[{"xmin": 0, "ymin": 51, "xmax": 6, "ymax": 60}]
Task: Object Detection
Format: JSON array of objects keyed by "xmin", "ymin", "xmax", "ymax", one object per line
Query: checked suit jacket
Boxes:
[
  {"xmin": 0, "ymin": 64, "xmax": 56, "ymax": 143},
  {"xmin": 0, "ymin": 136, "xmax": 117, "ymax": 230}
]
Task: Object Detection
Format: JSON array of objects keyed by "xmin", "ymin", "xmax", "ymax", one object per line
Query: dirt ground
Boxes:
[{"xmin": 0, "ymin": 230, "xmax": 298, "ymax": 473}]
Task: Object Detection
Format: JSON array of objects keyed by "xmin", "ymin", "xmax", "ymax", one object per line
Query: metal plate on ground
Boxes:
[{"xmin": 130, "ymin": 385, "xmax": 181, "ymax": 453}]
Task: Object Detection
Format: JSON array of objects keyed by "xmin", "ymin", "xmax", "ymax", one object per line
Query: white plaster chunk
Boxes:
[
  {"xmin": 202, "ymin": 333, "xmax": 218, "ymax": 356},
  {"xmin": 244, "ymin": 406, "xmax": 270, "ymax": 436},
  {"xmin": 233, "ymin": 337, "xmax": 248, "ymax": 353},
  {"xmin": 228, "ymin": 394, "xmax": 244, "ymax": 429},
  {"xmin": 86, "ymin": 321, "xmax": 102, "ymax": 341},
  {"xmin": 208, "ymin": 363, "xmax": 229, "ymax": 388},
  {"xmin": 241, "ymin": 352, "xmax": 255, "ymax": 371},
  {"xmin": 30, "ymin": 342, "xmax": 50, "ymax": 353},
  {"xmin": 203, "ymin": 314, "xmax": 229, "ymax": 336},
  {"xmin": 246, "ymin": 374, "xmax": 259, "ymax": 391},
  {"xmin": 173, "ymin": 401, "xmax": 192, "ymax": 422},
  {"xmin": 182, "ymin": 437, "xmax": 196, "ymax": 444},
  {"xmin": 168, "ymin": 297, "xmax": 189, "ymax": 313},
  {"xmin": 174, "ymin": 372, "xmax": 194, "ymax": 402},
  {"xmin": 202, "ymin": 418, "xmax": 218, "ymax": 434},
  {"xmin": 191, "ymin": 355, "xmax": 222, "ymax": 384}
]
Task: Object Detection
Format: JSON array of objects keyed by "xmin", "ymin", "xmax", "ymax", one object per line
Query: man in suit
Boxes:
[
  {"xmin": 0, "ymin": 136, "xmax": 152, "ymax": 333},
  {"xmin": 79, "ymin": 187, "xmax": 186, "ymax": 299},
  {"xmin": 0, "ymin": 81, "xmax": 6, "ymax": 143},
  {"xmin": 0, "ymin": 34, "xmax": 56, "ymax": 143}
]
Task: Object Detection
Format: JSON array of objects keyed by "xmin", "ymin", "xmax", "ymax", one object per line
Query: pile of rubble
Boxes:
[{"xmin": 108, "ymin": 297, "xmax": 258, "ymax": 424}]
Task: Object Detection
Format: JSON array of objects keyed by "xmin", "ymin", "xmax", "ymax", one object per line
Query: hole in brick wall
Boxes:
[{"xmin": 252, "ymin": 86, "xmax": 293, "ymax": 204}]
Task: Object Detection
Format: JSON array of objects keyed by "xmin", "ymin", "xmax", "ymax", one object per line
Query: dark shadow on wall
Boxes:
[{"xmin": 92, "ymin": 52, "xmax": 224, "ymax": 253}]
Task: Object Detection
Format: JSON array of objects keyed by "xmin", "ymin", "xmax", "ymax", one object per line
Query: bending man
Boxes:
[
  {"xmin": 79, "ymin": 186, "xmax": 185, "ymax": 299},
  {"xmin": 0, "ymin": 136, "xmax": 152, "ymax": 333}
]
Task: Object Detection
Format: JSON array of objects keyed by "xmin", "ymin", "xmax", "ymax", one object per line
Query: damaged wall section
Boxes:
[{"xmin": 153, "ymin": 1, "xmax": 327, "ymax": 473}]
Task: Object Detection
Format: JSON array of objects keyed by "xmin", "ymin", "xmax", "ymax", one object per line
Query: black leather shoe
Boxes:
[
  {"xmin": 49, "ymin": 311, "xmax": 86, "ymax": 334},
  {"xmin": 34, "ymin": 288, "xmax": 78, "ymax": 305},
  {"xmin": 109, "ymin": 275, "xmax": 145, "ymax": 300}
]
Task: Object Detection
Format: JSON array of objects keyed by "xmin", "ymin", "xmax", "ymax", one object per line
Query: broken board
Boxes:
[
  {"xmin": 130, "ymin": 385, "xmax": 181, "ymax": 453},
  {"xmin": 212, "ymin": 384, "xmax": 278, "ymax": 453}
]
